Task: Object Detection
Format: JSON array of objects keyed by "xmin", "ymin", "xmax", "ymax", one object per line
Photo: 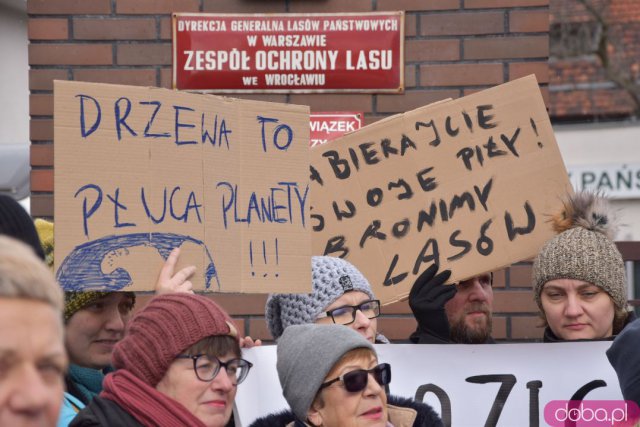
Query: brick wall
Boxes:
[
  {"xmin": 28, "ymin": 0, "xmax": 550, "ymax": 342},
  {"xmin": 549, "ymin": 0, "xmax": 640, "ymax": 120}
]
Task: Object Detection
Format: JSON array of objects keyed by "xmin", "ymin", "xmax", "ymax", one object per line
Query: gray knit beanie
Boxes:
[
  {"xmin": 533, "ymin": 191, "xmax": 627, "ymax": 311},
  {"xmin": 266, "ymin": 256, "xmax": 387, "ymax": 341},
  {"xmin": 276, "ymin": 324, "xmax": 375, "ymax": 421}
]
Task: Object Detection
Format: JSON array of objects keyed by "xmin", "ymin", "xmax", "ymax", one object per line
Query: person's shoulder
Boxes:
[
  {"xmin": 542, "ymin": 326, "xmax": 563, "ymax": 342},
  {"xmin": 607, "ymin": 317, "xmax": 640, "ymax": 405},
  {"xmin": 247, "ymin": 409, "xmax": 300, "ymax": 427},
  {"xmin": 69, "ymin": 396, "xmax": 141, "ymax": 427},
  {"xmin": 57, "ymin": 393, "xmax": 85, "ymax": 427},
  {"xmin": 375, "ymin": 332, "xmax": 390, "ymax": 344},
  {"xmin": 68, "ymin": 397, "xmax": 101, "ymax": 427},
  {"xmin": 620, "ymin": 311, "xmax": 639, "ymax": 332},
  {"xmin": 608, "ymin": 317, "xmax": 640, "ymax": 357},
  {"xmin": 410, "ymin": 330, "xmax": 451, "ymax": 344},
  {"xmin": 388, "ymin": 395, "xmax": 444, "ymax": 427}
]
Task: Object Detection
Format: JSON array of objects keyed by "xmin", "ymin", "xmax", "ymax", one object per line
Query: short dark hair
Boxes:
[
  {"xmin": 183, "ymin": 335, "xmax": 240, "ymax": 359},
  {"xmin": 0, "ymin": 195, "xmax": 45, "ymax": 260}
]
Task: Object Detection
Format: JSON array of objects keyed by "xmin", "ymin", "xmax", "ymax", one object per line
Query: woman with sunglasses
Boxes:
[
  {"xmin": 70, "ymin": 293, "xmax": 252, "ymax": 427},
  {"xmin": 251, "ymin": 324, "xmax": 442, "ymax": 427},
  {"xmin": 267, "ymin": 256, "xmax": 388, "ymax": 343}
]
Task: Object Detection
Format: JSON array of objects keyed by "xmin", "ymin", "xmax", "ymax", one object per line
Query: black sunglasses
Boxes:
[{"xmin": 319, "ymin": 363, "xmax": 391, "ymax": 393}]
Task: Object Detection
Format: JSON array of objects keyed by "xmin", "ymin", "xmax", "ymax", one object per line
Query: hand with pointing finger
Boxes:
[{"xmin": 155, "ymin": 247, "xmax": 196, "ymax": 295}]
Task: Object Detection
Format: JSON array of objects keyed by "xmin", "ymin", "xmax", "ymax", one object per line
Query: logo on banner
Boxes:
[{"xmin": 544, "ymin": 400, "xmax": 640, "ymax": 427}]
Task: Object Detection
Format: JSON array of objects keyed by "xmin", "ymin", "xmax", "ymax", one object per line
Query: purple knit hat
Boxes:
[{"xmin": 112, "ymin": 293, "xmax": 237, "ymax": 386}]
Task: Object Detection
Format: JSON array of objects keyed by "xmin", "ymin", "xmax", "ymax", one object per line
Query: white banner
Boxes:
[{"xmin": 236, "ymin": 342, "xmax": 624, "ymax": 427}]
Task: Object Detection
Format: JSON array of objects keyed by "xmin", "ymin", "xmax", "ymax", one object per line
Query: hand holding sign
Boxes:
[{"xmin": 409, "ymin": 264, "xmax": 454, "ymax": 342}]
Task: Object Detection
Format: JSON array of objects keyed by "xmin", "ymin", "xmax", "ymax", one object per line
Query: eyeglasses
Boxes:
[
  {"xmin": 175, "ymin": 354, "xmax": 253, "ymax": 385},
  {"xmin": 319, "ymin": 363, "xmax": 391, "ymax": 393},
  {"xmin": 316, "ymin": 300, "xmax": 381, "ymax": 325}
]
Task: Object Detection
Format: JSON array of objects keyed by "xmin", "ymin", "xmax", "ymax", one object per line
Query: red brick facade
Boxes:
[
  {"xmin": 28, "ymin": 0, "xmax": 550, "ymax": 342},
  {"xmin": 549, "ymin": 0, "xmax": 640, "ymax": 120}
]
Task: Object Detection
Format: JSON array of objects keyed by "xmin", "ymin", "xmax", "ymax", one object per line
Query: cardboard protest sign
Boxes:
[
  {"xmin": 310, "ymin": 75, "xmax": 572, "ymax": 304},
  {"xmin": 54, "ymin": 80, "xmax": 310, "ymax": 293},
  {"xmin": 236, "ymin": 343, "xmax": 637, "ymax": 427}
]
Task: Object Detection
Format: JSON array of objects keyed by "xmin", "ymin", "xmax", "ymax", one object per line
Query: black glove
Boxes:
[{"xmin": 409, "ymin": 264, "xmax": 455, "ymax": 343}]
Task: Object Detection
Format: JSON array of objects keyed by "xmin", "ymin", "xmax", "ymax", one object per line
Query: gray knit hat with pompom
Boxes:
[
  {"xmin": 533, "ymin": 191, "xmax": 627, "ymax": 311},
  {"xmin": 266, "ymin": 256, "xmax": 388, "ymax": 342}
]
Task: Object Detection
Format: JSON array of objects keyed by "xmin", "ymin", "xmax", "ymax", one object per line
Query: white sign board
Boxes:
[
  {"xmin": 568, "ymin": 163, "xmax": 640, "ymax": 199},
  {"xmin": 236, "ymin": 343, "xmax": 627, "ymax": 427}
]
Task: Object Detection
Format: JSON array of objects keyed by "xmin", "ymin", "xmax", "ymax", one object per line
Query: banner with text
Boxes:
[
  {"xmin": 173, "ymin": 12, "xmax": 404, "ymax": 93},
  {"xmin": 236, "ymin": 342, "xmax": 637, "ymax": 427},
  {"xmin": 54, "ymin": 80, "xmax": 311, "ymax": 293},
  {"xmin": 310, "ymin": 112, "xmax": 363, "ymax": 147},
  {"xmin": 310, "ymin": 75, "xmax": 573, "ymax": 304}
]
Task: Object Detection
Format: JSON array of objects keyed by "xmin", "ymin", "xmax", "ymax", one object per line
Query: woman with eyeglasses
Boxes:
[
  {"xmin": 70, "ymin": 293, "xmax": 252, "ymax": 427},
  {"xmin": 266, "ymin": 256, "xmax": 388, "ymax": 343},
  {"xmin": 250, "ymin": 324, "xmax": 443, "ymax": 427}
]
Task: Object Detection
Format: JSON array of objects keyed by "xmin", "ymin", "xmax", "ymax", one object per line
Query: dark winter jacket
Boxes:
[
  {"xmin": 248, "ymin": 394, "xmax": 443, "ymax": 427},
  {"xmin": 606, "ymin": 317, "xmax": 640, "ymax": 406},
  {"xmin": 543, "ymin": 311, "xmax": 637, "ymax": 343},
  {"xmin": 410, "ymin": 328, "xmax": 495, "ymax": 344},
  {"xmin": 68, "ymin": 396, "xmax": 142, "ymax": 427},
  {"xmin": 69, "ymin": 395, "xmax": 237, "ymax": 427}
]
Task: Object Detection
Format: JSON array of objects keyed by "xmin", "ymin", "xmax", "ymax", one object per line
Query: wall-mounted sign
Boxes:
[
  {"xmin": 172, "ymin": 12, "xmax": 404, "ymax": 93},
  {"xmin": 310, "ymin": 112, "xmax": 363, "ymax": 147},
  {"xmin": 568, "ymin": 163, "xmax": 640, "ymax": 199}
]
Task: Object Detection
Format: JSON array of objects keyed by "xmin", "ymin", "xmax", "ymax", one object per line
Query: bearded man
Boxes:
[{"xmin": 409, "ymin": 264, "xmax": 494, "ymax": 344}]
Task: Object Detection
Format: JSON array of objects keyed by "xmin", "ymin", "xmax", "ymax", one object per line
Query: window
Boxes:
[{"xmin": 550, "ymin": 21, "xmax": 601, "ymax": 58}]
